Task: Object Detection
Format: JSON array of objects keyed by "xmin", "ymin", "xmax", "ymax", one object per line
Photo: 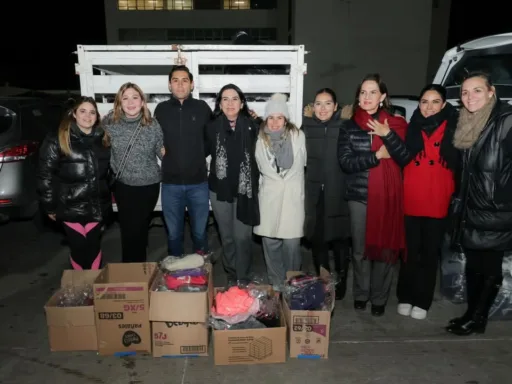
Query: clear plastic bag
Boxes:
[
  {"xmin": 440, "ymin": 235, "xmax": 467, "ymax": 304},
  {"xmin": 209, "ymin": 284, "xmax": 281, "ymax": 327},
  {"xmin": 160, "ymin": 253, "xmax": 206, "ymax": 272},
  {"xmin": 283, "ymin": 272, "xmax": 335, "ymax": 311},
  {"xmin": 489, "ymin": 254, "xmax": 512, "ymax": 320},
  {"xmin": 56, "ymin": 283, "xmax": 94, "ymax": 307}
]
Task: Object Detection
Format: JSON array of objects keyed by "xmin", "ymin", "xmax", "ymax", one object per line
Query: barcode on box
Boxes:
[
  {"xmin": 293, "ymin": 315, "xmax": 320, "ymax": 325},
  {"xmin": 101, "ymin": 294, "xmax": 126, "ymax": 300},
  {"xmin": 180, "ymin": 345, "xmax": 206, "ymax": 354}
]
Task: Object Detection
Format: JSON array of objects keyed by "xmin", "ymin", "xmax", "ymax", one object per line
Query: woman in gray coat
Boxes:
[{"xmin": 302, "ymin": 88, "xmax": 352, "ymax": 300}]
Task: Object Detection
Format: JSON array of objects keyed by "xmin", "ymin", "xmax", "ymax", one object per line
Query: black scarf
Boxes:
[
  {"xmin": 213, "ymin": 114, "xmax": 260, "ymax": 226},
  {"xmin": 406, "ymin": 102, "xmax": 459, "ymax": 170}
]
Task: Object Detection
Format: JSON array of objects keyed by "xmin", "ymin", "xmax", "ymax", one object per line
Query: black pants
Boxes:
[
  {"xmin": 465, "ymin": 249, "xmax": 503, "ymax": 278},
  {"xmin": 63, "ymin": 221, "xmax": 103, "ymax": 269},
  {"xmin": 114, "ymin": 181, "xmax": 160, "ymax": 263},
  {"xmin": 397, "ymin": 216, "xmax": 445, "ymax": 310},
  {"xmin": 463, "ymin": 248, "xmax": 504, "ymax": 320},
  {"xmin": 311, "ymin": 190, "xmax": 350, "ymax": 275}
]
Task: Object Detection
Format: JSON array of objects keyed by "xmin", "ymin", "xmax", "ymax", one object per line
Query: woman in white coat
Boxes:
[{"xmin": 254, "ymin": 93, "xmax": 307, "ymax": 289}]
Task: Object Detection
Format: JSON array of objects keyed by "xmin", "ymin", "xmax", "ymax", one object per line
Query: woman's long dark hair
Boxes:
[
  {"xmin": 352, "ymin": 73, "xmax": 393, "ymax": 114},
  {"xmin": 419, "ymin": 83, "xmax": 447, "ymax": 102},
  {"xmin": 213, "ymin": 83, "xmax": 251, "ymax": 119},
  {"xmin": 58, "ymin": 96, "xmax": 104, "ymax": 155}
]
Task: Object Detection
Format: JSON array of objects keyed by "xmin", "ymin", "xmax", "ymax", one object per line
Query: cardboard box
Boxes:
[
  {"xmin": 212, "ymin": 287, "xmax": 287, "ymax": 366},
  {"xmin": 44, "ymin": 269, "xmax": 100, "ymax": 352},
  {"xmin": 93, "ymin": 262, "xmax": 156, "ymax": 356},
  {"xmin": 283, "ymin": 270, "xmax": 334, "ymax": 359},
  {"xmin": 149, "ymin": 263, "xmax": 213, "ymax": 323},
  {"xmin": 152, "ymin": 321, "xmax": 209, "ymax": 357},
  {"xmin": 149, "ymin": 263, "xmax": 213, "ymax": 357}
]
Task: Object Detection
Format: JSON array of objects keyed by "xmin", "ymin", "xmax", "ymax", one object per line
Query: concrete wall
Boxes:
[
  {"xmin": 293, "ymin": 0, "xmax": 444, "ymax": 105},
  {"xmin": 426, "ymin": 0, "xmax": 452, "ymax": 82}
]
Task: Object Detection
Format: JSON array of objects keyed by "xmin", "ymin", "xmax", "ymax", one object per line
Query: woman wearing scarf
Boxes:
[
  {"xmin": 205, "ymin": 84, "xmax": 260, "ymax": 286},
  {"xmin": 393, "ymin": 84, "xmax": 460, "ymax": 320},
  {"xmin": 254, "ymin": 93, "xmax": 307, "ymax": 290},
  {"xmin": 338, "ymin": 73, "xmax": 408, "ymax": 316},
  {"xmin": 446, "ymin": 71, "xmax": 512, "ymax": 336}
]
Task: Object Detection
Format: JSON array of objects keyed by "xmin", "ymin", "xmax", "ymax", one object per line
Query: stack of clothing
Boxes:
[
  {"xmin": 284, "ymin": 274, "xmax": 332, "ymax": 311},
  {"xmin": 158, "ymin": 253, "xmax": 209, "ymax": 292},
  {"xmin": 209, "ymin": 286, "xmax": 281, "ymax": 330}
]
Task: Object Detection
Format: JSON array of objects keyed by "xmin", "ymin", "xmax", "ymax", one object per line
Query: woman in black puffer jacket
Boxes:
[{"xmin": 37, "ymin": 96, "xmax": 111, "ymax": 270}]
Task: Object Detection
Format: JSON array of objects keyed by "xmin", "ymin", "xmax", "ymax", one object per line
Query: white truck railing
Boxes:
[{"xmin": 74, "ymin": 44, "xmax": 308, "ymax": 211}]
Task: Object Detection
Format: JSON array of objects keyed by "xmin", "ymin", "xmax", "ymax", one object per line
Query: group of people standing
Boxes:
[{"xmin": 37, "ymin": 66, "xmax": 512, "ymax": 338}]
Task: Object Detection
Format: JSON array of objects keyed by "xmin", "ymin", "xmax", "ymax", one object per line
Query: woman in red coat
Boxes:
[{"xmin": 396, "ymin": 84, "xmax": 460, "ymax": 320}]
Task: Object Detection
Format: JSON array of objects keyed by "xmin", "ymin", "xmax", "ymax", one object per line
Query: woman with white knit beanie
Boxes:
[{"xmin": 254, "ymin": 93, "xmax": 307, "ymax": 289}]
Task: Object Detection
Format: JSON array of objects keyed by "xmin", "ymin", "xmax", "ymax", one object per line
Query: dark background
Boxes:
[{"xmin": 0, "ymin": 0, "xmax": 508, "ymax": 90}]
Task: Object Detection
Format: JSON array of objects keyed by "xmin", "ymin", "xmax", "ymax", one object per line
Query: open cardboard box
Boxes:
[
  {"xmin": 149, "ymin": 263, "xmax": 213, "ymax": 357},
  {"xmin": 45, "ymin": 269, "xmax": 101, "ymax": 352},
  {"xmin": 212, "ymin": 285, "xmax": 287, "ymax": 366},
  {"xmin": 282, "ymin": 268, "xmax": 335, "ymax": 359},
  {"xmin": 93, "ymin": 262, "xmax": 157, "ymax": 356}
]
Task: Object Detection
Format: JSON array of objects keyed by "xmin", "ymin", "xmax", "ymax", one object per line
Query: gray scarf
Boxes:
[
  {"xmin": 264, "ymin": 127, "xmax": 294, "ymax": 169},
  {"xmin": 453, "ymin": 96, "xmax": 496, "ymax": 149}
]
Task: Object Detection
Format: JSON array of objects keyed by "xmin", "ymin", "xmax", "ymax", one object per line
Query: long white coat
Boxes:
[{"xmin": 254, "ymin": 129, "xmax": 307, "ymax": 239}]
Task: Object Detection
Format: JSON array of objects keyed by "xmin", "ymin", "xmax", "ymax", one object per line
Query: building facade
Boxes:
[
  {"xmin": 105, "ymin": 0, "xmax": 290, "ymax": 44},
  {"xmin": 104, "ymin": 0, "xmax": 451, "ymax": 104}
]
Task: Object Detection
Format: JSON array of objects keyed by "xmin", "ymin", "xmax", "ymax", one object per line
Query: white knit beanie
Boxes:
[{"xmin": 264, "ymin": 93, "xmax": 290, "ymax": 120}]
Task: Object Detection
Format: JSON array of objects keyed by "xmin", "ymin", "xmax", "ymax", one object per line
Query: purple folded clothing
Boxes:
[{"xmin": 168, "ymin": 268, "xmax": 205, "ymax": 277}]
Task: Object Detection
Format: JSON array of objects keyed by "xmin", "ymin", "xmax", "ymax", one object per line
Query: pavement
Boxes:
[{"xmin": 0, "ymin": 216, "xmax": 511, "ymax": 384}]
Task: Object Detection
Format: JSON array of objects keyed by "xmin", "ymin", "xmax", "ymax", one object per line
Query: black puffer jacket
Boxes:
[
  {"xmin": 302, "ymin": 109, "xmax": 350, "ymax": 242},
  {"xmin": 457, "ymin": 101, "xmax": 512, "ymax": 251},
  {"xmin": 337, "ymin": 113, "xmax": 409, "ymax": 202},
  {"xmin": 37, "ymin": 124, "xmax": 111, "ymax": 222}
]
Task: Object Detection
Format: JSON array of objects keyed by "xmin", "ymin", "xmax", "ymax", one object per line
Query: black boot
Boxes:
[
  {"xmin": 446, "ymin": 275, "xmax": 501, "ymax": 336},
  {"xmin": 312, "ymin": 244, "xmax": 330, "ymax": 276},
  {"xmin": 334, "ymin": 248, "xmax": 350, "ymax": 301},
  {"xmin": 448, "ymin": 271, "xmax": 483, "ymax": 326}
]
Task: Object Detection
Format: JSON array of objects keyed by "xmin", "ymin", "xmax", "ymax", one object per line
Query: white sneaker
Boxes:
[
  {"xmin": 410, "ymin": 306, "xmax": 427, "ymax": 320},
  {"xmin": 397, "ymin": 303, "xmax": 412, "ymax": 316}
]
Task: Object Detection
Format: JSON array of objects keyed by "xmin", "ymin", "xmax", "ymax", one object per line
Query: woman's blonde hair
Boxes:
[
  {"xmin": 112, "ymin": 82, "xmax": 152, "ymax": 126},
  {"xmin": 259, "ymin": 116, "xmax": 299, "ymax": 148},
  {"xmin": 58, "ymin": 97, "xmax": 106, "ymax": 156}
]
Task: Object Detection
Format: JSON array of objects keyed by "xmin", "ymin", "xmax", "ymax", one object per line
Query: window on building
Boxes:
[
  {"xmin": 119, "ymin": 29, "xmax": 139, "ymax": 41},
  {"xmin": 194, "ymin": 0, "xmax": 221, "ymax": 9},
  {"xmin": 167, "ymin": 0, "xmax": 193, "ymax": 10},
  {"xmin": 250, "ymin": 0, "xmax": 277, "ymax": 9},
  {"xmin": 118, "ymin": 0, "xmax": 165, "ymax": 10},
  {"xmin": 118, "ymin": 0, "xmax": 193, "ymax": 10},
  {"xmin": 119, "ymin": 28, "xmax": 277, "ymax": 42},
  {"xmin": 223, "ymin": 0, "xmax": 250, "ymax": 10}
]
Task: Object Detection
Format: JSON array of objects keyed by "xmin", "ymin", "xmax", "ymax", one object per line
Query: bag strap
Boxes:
[{"xmin": 115, "ymin": 121, "xmax": 142, "ymax": 181}]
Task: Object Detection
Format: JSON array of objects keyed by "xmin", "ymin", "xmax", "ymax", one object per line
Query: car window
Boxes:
[
  {"xmin": 0, "ymin": 106, "xmax": 15, "ymax": 135},
  {"xmin": 20, "ymin": 103, "xmax": 65, "ymax": 141}
]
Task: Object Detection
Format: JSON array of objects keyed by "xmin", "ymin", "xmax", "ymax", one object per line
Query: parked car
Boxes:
[
  {"xmin": 0, "ymin": 97, "xmax": 66, "ymax": 225},
  {"xmin": 392, "ymin": 32, "xmax": 512, "ymax": 121}
]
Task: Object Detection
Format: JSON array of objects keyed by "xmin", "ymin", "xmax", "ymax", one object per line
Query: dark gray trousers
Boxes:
[
  {"xmin": 210, "ymin": 191, "xmax": 253, "ymax": 282},
  {"xmin": 348, "ymin": 200, "xmax": 394, "ymax": 306},
  {"xmin": 262, "ymin": 237, "xmax": 302, "ymax": 289}
]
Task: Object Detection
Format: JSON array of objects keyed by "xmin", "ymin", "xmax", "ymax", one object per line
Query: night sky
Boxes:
[{"xmin": 1, "ymin": 0, "xmax": 508, "ymax": 91}]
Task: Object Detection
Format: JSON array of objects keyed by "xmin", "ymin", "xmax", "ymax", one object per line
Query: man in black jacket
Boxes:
[{"xmin": 155, "ymin": 65, "xmax": 212, "ymax": 256}]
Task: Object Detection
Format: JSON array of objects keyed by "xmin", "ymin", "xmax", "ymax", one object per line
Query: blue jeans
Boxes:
[{"xmin": 161, "ymin": 182, "xmax": 210, "ymax": 256}]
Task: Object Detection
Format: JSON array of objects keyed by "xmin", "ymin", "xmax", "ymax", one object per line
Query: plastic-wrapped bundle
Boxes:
[
  {"xmin": 56, "ymin": 284, "xmax": 94, "ymax": 307},
  {"xmin": 489, "ymin": 254, "xmax": 512, "ymax": 320},
  {"xmin": 283, "ymin": 273, "xmax": 335, "ymax": 311},
  {"xmin": 440, "ymin": 235, "xmax": 467, "ymax": 304}
]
